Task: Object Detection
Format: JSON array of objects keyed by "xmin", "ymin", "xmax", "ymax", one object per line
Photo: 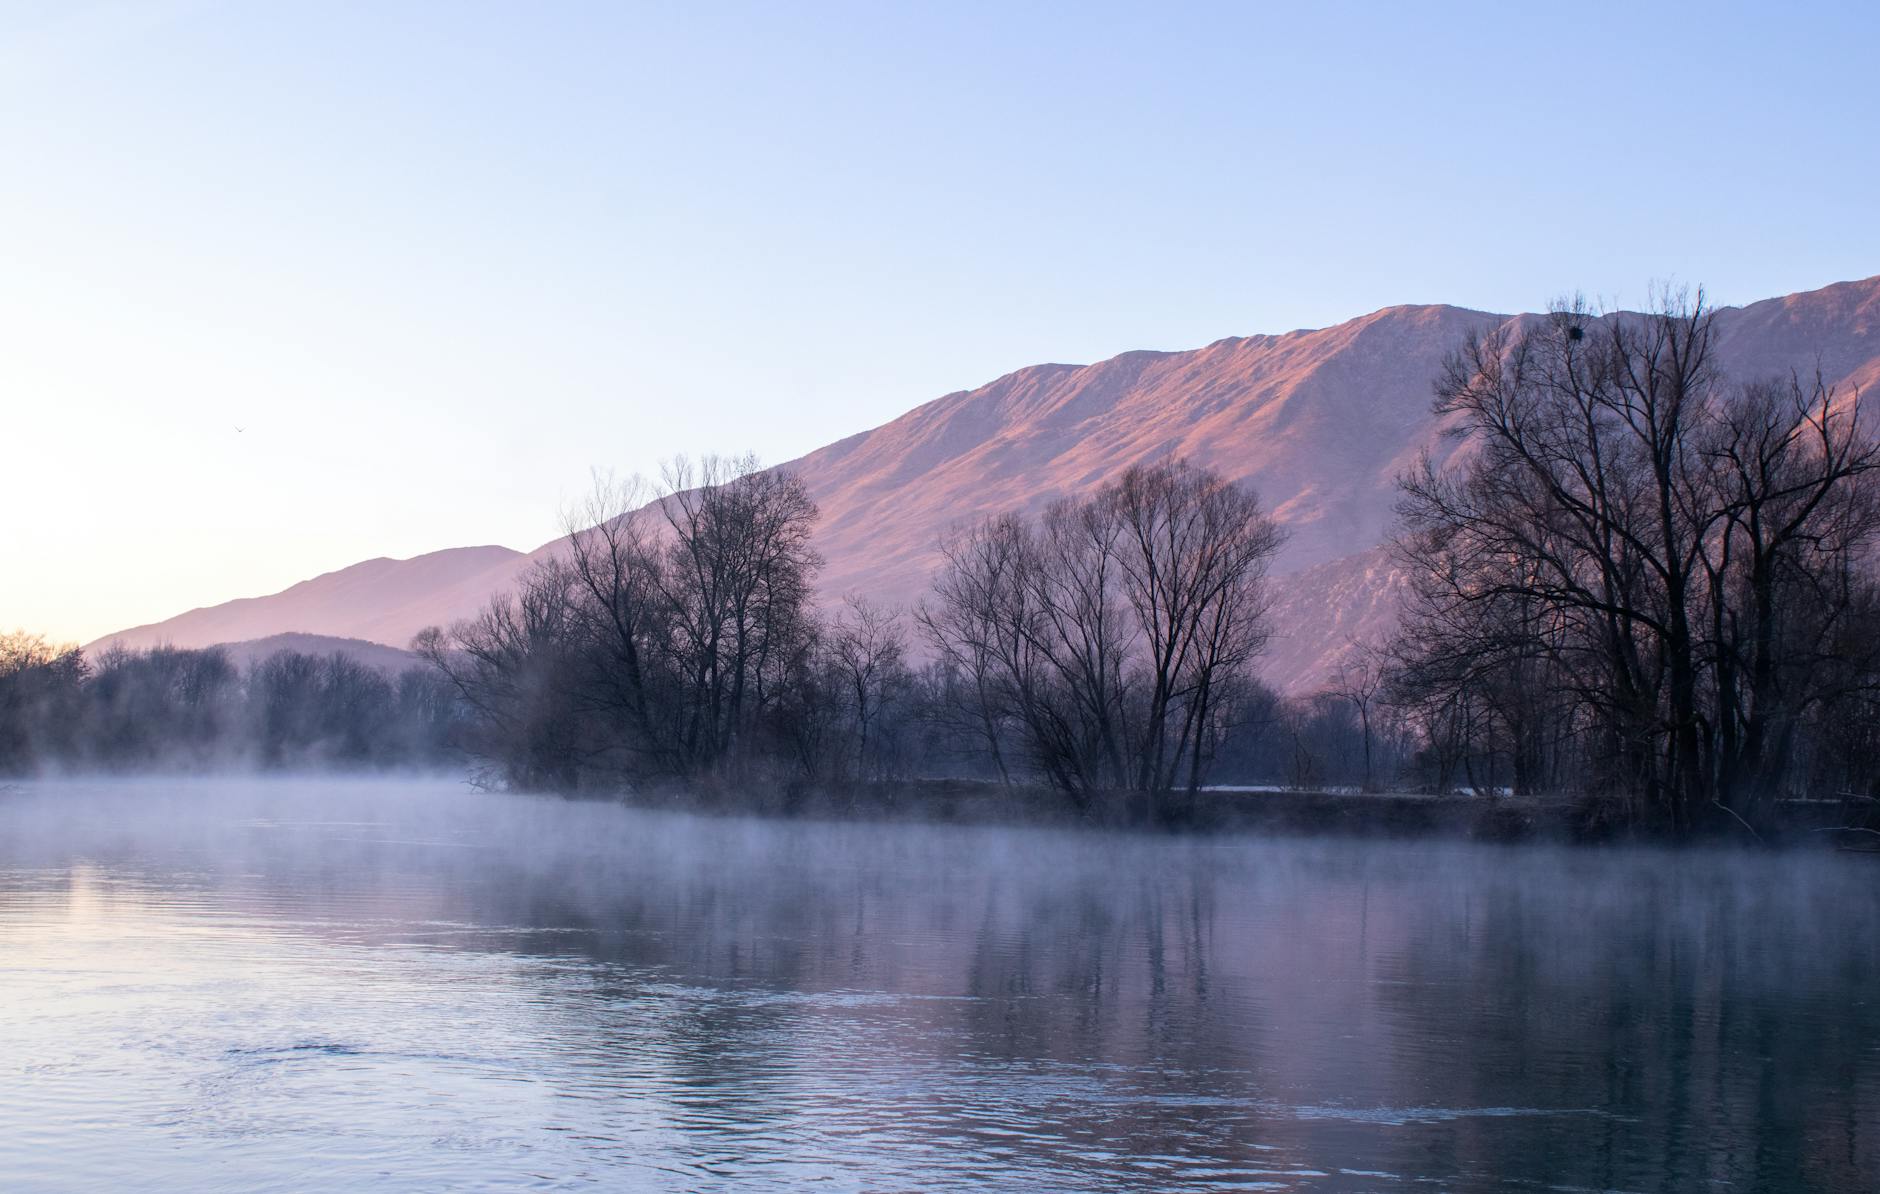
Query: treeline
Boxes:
[
  {"xmin": 416, "ymin": 455, "xmax": 1287, "ymax": 814},
  {"xmin": 0, "ymin": 636, "xmax": 456, "ymax": 773},
  {"xmin": 10, "ymin": 285, "xmax": 1877, "ymax": 836},
  {"xmin": 415, "ymin": 456, "xmax": 831, "ymax": 792}
]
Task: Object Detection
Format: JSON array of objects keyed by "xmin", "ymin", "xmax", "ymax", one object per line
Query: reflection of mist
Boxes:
[{"xmin": 1, "ymin": 777, "xmax": 1877, "ymax": 1190}]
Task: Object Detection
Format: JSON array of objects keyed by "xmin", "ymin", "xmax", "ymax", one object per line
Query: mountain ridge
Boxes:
[{"xmin": 93, "ymin": 276, "xmax": 1880, "ymax": 692}]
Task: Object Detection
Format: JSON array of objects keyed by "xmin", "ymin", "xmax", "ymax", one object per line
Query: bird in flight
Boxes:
[{"xmin": 235, "ymin": 426, "xmax": 246, "ymax": 433}]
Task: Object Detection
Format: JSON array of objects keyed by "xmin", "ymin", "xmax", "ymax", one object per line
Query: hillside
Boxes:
[
  {"xmin": 209, "ymin": 633, "xmax": 426, "ymax": 677},
  {"xmin": 96, "ymin": 546, "xmax": 526, "ymax": 655},
  {"xmin": 94, "ymin": 276, "xmax": 1880, "ymax": 692}
]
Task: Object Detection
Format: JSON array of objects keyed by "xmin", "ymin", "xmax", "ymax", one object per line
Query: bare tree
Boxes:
[
  {"xmin": 419, "ymin": 455, "xmax": 824, "ymax": 790},
  {"xmin": 0, "ymin": 632, "xmax": 86, "ymax": 773},
  {"xmin": 920, "ymin": 457, "xmax": 1284, "ymax": 815},
  {"xmin": 416, "ymin": 559, "xmax": 588, "ymax": 789},
  {"xmin": 1393, "ymin": 290, "xmax": 1880, "ymax": 829},
  {"xmin": 918, "ymin": 513, "xmax": 1039, "ymax": 789},
  {"xmin": 825, "ymin": 594, "xmax": 911, "ymax": 780},
  {"xmin": 652, "ymin": 455, "xmax": 822, "ymax": 774},
  {"xmin": 558, "ymin": 472, "xmax": 672, "ymax": 773},
  {"xmin": 1695, "ymin": 374, "xmax": 1880, "ymax": 808},
  {"xmin": 1109, "ymin": 459, "xmax": 1285, "ymax": 803},
  {"xmin": 1328, "ymin": 649, "xmax": 1386, "ymax": 792}
]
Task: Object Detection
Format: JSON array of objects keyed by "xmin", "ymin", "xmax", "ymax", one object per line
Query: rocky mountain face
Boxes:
[{"xmin": 95, "ymin": 276, "xmax": 1880, "ymax": 693}]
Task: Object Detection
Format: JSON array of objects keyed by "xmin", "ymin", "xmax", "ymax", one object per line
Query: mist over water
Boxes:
[{"xmin": 3, "ymin": 778, "xmax": 1877, "ymax": 1191}]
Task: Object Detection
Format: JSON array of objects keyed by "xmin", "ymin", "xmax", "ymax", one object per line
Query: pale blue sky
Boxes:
[{"xmin": 4, "ymin": 0, "xmax": 1877, "ymax": 643}]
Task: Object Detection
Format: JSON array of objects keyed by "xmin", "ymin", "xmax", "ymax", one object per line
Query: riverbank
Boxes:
[
  {"xmin": 619, "ymin": 776, "xmax": 1880, "ymax": 848},
  {"xmin": 8, "ymin": 768, "xmax": 1870, "ymax": 848}
]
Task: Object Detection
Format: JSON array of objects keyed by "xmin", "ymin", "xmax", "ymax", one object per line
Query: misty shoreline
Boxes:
[
  {"xmin": 5, "ymin": 767, "xmax": 1872, "ymax": 850},
  {"xmin": 605, "ymin": 778, "xmax": 1877, "ymax": 848}
]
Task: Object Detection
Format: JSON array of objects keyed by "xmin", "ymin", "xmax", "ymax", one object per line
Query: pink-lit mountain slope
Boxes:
[
  {"xmin": 96, "ymin": 546, "xmax": 526, "ymax": 656},
  {"xmin": 94, "ymin": 276, "xmax": 1880, "ymax": 693}
]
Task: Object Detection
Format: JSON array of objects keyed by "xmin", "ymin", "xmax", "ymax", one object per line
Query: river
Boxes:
[{"xmin": 1, "ymin": 777, "xmax": 1875, "ymax": 1191}]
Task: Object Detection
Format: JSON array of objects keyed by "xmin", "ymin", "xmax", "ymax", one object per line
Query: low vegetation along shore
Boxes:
[
  {"xmin": 6, "ymin": 292, "xmax": 1880, "ymax": 846},
  {"xmin": 587, "ymin": 776, "xmax": 1876, "ymax": 849}
]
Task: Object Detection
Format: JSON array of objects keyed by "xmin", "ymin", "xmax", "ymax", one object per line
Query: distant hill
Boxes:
[
  {"xmin": 208, "ymin": 633, "xmax": 425, "ymax": 677},
  {"xmin": 93, "ymin": 546, "xmax": 525, "ymax": 655},
  {"xmin": 93, "ymin": 276, "xmax": 1880, "ymax": 692}
]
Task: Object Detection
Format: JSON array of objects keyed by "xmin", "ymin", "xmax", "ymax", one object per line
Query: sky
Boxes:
[{"xmin": 4, "ymin": 0, "xmax": 1877, "ymax": 645}]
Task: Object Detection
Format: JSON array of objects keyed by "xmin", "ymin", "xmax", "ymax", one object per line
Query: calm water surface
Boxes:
[{"xmin": 1, "ymin": 778, "xmax": 1876, "ymax": 1191}]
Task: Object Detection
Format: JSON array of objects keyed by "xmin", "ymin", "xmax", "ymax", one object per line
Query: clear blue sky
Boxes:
[{"xmin": 5, "ymin": 0, "xmax": 1877, "ymax": 643}]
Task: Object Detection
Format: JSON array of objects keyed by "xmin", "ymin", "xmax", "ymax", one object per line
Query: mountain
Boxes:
[
  {"xmin": 93, "ymin": 276, "xmax": 1880, "ymax": 693},
  {"xmin": 97, "ymin": 546, "xmax": 526, "ymax": 655}
]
